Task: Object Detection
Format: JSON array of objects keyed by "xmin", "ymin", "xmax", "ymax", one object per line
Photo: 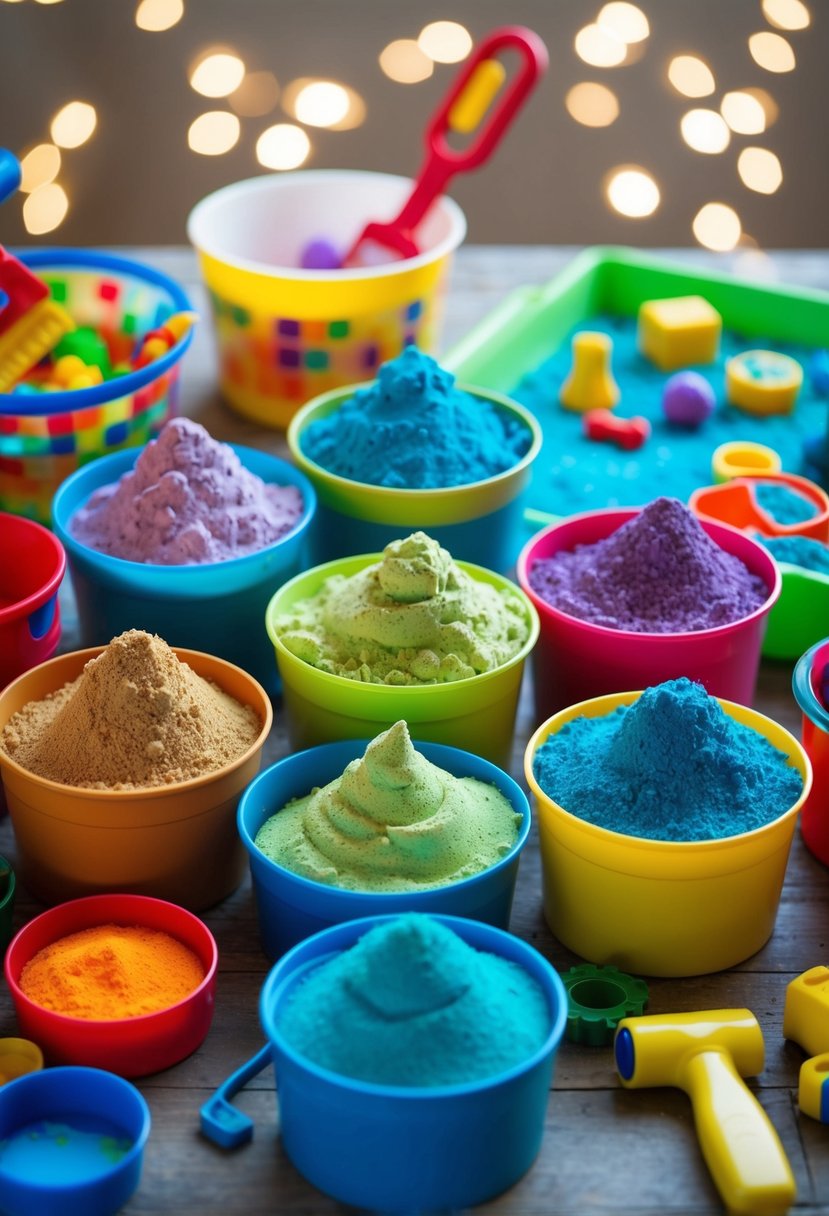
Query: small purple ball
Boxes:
[
  {"xmin": 300, "ymin": 238, "xmax": 342, "ymax": 271},
  {"xmin": 662, "ymin": 371, "xmax": 716, "ymax": 427}
]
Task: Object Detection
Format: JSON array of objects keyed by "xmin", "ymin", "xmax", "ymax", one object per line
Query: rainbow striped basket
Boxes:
[{"xmin": 0, "ymin": 249, "xmax": 193, "ymax": 523}]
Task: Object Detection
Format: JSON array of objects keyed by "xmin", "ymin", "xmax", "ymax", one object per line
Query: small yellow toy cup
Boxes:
[
  {"xmin": 265, "ymin": 554, "xmax": 538, "ymax": 769},
  {"xmin": 187, "ymin": 171, "xmax": 466, "ymax": 429},
  {"xmin": 0, "ymin": 647, "xmax": 272, "ymax": 911},
  {"xmin": 525, "ymin": 691, "xmax": 811, "ymax": 977}
]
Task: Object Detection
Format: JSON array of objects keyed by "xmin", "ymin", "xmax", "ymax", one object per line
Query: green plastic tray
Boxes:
[
  {"xmin": 444, "ymin": 245, "xmax": 829, "ymax": 663},
  {"xmin": 443, "ymin": 244, "xmax": 829, "ymax": 388}
]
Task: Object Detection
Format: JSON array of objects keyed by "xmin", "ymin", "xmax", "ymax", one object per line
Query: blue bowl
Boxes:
[
  {"xmin": 52, "ymin": 444, "xmax": 317, "ymax": 695},
  {"xmin": 238, "ymin": 738, "xmax": 532, "ymax": 958},
  {"xmin": 0, "ymin": 1065, "xmax": 150, "ymax": 1216},
  {"xmin": 262, "ymin": 913, "xmax": 567, "ymax": 1210}
]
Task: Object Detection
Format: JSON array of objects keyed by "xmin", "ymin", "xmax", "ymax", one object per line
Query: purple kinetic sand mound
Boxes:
[
  {"xmin": 71, "ymin": 418, "xmax": 304, "ymax": 565},
  {"xmin": 528, "ymin": 497, "xmax": 768, "ymax": 633}
]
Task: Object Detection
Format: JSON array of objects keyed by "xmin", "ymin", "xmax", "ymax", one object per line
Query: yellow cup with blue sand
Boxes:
[{"xmin": 525, "ymin": 689, "xmax": 811, "ymax": 977}]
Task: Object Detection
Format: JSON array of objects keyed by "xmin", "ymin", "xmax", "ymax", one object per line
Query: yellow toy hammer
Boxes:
[{"xmin": 615, "ymin": 1010, "xmax": 795, "ymax": 1216}]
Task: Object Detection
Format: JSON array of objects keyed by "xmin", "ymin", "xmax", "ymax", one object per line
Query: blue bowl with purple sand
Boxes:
[
  {"xmin": 237, "ymin": 738, "xmax": 532, "ymax": 959},
  {"xmin": 0, "ymin": 1065, "xmax": 150, "ymax": 1216},
  {"xmin": 200, "ymin": 912, "xmax": 567, "ymax": 1211},
  {"xmin": 52, "ymin": 444, "xmax": 317, "ymax": 695}
]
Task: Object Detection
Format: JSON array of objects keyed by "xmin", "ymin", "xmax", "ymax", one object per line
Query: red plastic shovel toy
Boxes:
[{"xmin": 342, "ymin": 25, "xmax": 548, "ymax": 268}]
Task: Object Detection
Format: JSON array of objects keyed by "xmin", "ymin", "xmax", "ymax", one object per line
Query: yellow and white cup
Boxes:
[{"xmin": 187, "ymin": 170, "xmax": 467, "ymax": 429}]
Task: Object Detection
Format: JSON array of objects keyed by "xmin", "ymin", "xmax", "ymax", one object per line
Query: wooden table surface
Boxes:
[{"xmin": 2, "ymin": 245, "xmax": 829, "ymax": 1216}]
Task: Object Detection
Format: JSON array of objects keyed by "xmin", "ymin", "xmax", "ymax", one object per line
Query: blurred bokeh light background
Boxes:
[{"xmin": 0, "ymin": 0, "xmax": 826, "ymax": 250}]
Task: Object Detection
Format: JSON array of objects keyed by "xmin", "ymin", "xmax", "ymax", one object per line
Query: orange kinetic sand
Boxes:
[
  {"xmin": 0, "ymin": 629, "xmax": 261, "ymax": 789},
  {"xmin": 19, "ymin": 923, "xmax": 205, "ymax": 1019}
]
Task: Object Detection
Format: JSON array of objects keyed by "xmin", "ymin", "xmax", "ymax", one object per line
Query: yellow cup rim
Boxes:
[
  {"xmin": 265, "ymin": 552, "xmax": 540, "ymax": 696},
  {"xmin": 524, "ymin": 688, "xmax": 812, "ymax": 853},
  {"xmin": 187, "ymin": 169, "xmax": 467, "ymax": 283},
  {"xmin": 287, "ymin": 382, "xmax": 543, "ymax": 507},
  {"xmin": 0, "ymin": 645, "xmax": 273, "ymax": 801}
]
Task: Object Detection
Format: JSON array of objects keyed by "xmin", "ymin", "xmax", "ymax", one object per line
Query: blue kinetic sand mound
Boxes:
[{"xmin": 511, "ymin": 314, "xmax": 825, "ymax": 519}]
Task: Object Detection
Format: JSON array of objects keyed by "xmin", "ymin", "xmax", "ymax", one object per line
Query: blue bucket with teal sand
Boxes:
[
  {"xmin": 200, "ymin": 913, "xmax": 567, "ymax": 1211},
  {"xmin": 52, "ymin": 445, "xmax": 316, "ymax": 694}
]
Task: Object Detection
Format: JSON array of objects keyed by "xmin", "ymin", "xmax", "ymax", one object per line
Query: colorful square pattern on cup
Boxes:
[
  {"xmin": 208, "ymin": 286, "xmax": 445, "ymax": 430},
  {"xmin": 1, "ymin": 255, "xmax": 191, "ymax": 523}
]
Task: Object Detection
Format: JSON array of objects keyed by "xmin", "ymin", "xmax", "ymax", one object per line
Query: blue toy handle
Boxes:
[
  {"xmin": 0, "ymin": 150, "xmax": 21, "ymax": 205},
  {"xmin": 200, "ymin": 1043, "xmax": 273, "ymax": 1149}
]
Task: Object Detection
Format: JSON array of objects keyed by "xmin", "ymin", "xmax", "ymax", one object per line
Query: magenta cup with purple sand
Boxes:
[{"xmin": 517, "ymin": 508, "xmax": 781, "ymax": 721}]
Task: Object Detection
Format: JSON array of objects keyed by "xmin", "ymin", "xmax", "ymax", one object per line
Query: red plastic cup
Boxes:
[
  {"xmin": 793, "ymin": 639, "xmax": 829, "ymax": 866},
  {"xmin": 0, "ymin": 512, "xmax": 65, "ymax": 688},
  {"xmin": 3, "ymin": 894, "xmax": 218, "ymax": 1077},
  {"xmin": 517, "ymin": 508, "xmax": 781, "ymax": 721}
]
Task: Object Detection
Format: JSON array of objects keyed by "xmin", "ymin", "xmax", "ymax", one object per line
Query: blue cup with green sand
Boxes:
[
  {"xmin": 0, "ymin": 1065, "xmax": 151, "ymax": 1216},
  {"xmin": 52, "ymin": 444, "xmax": 316, "ymax": 695},
  {"xmin": 287, "ymin": 379, "xmax": 542, "ymax": 570},
  {"xmin": 200, "ymin": 913, "xmax": 568, "ymax": 1212},
  {"xmin": 237, "ymin": 737, "xmax": 532, "ymax": 959}
]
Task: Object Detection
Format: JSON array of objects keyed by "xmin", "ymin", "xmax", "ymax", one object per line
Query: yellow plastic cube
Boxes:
[{"xmin": 637, "ymin": 295, "xmax": 722, "ymax": 371}]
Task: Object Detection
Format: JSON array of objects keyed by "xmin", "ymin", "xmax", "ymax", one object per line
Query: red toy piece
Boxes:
[
  {"xmin": 0, "ymin": 246, "xmax": 48, "ymax": 336},
  {"xmin": 583, "ymin": 409, "xmax": 651, "ymax": 451}
]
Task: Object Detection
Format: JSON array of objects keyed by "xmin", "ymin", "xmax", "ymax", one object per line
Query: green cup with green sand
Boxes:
[
  {"xmin": 0, "ymin": 855, "xmax": 16, "ymax": 956},
  {"xmin": 287, "ymin": 384, "xmax": 542, "ymax": 570},
  {"xmin": 265, "ymin": 554, "xmax": 539, "ymax": 769}
]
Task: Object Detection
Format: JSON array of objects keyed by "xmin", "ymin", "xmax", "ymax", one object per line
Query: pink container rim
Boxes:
[
  {"xmin": 516, "ymin": 505, "xmax": 782, "ymax": 643},
  {"xmin": 0, "ymin": 513, "xmax": 66, "ymax": 624},
  {"xmin": 3, "ymin": 893, "xmax": 219, "ymax": 1029}
]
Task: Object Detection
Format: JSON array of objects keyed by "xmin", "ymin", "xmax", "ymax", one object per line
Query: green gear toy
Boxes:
[{"xmin": 561, "ymin": 963, "xmax": 649, "ymax": 1046}]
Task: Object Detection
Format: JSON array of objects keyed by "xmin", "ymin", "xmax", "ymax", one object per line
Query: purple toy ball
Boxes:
[
  {"xmin": 300, "ymin": 238, "xmax": 342, "ymax": 271},
  {"xmin": 662, "ymin": 371, "xmax": 716, "ymax": 427}
]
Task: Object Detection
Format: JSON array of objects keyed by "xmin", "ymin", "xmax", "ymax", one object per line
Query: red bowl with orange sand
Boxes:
[{"xmin": 3, "ymin": 894, "xmax": 218, "ymax": 1077}]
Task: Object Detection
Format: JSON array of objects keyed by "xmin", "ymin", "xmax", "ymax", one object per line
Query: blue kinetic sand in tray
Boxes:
[
  {"xmin": 507, "ymin": 313, "xmax": 826, "ymax": 516},
  {"xmin": 444, "ymin": 247, "xmax": 829, "ymax": 543}
]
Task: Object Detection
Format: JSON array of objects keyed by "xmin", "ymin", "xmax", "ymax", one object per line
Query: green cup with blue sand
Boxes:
[
  {"xmin": 200, "ymin": 912, "xmax": 568, "ymax": 1211},
  {"xmin": 287, "ymin": 350, "xmax": 541, "ymax": 571}
]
